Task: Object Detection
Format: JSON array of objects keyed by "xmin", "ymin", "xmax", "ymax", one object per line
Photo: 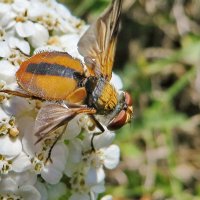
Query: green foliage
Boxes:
[{"xmin": 59, "ymin": 0, "xmax": 109, "ymax": 17}]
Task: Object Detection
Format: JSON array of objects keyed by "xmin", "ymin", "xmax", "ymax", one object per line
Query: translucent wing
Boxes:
[
  {"xmin": 78, "ymin": 0, "xmax": 122, "ymax": 80},
  {"xmin": 35, "ymin": 103, "xmax": 96, "ymax": 142}
]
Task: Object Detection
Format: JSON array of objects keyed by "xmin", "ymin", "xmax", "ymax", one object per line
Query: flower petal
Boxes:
[
  {"xmin": 0, "ymin": 107, "xmax": 9, "ymax": 120},
  {"xmin": 54, "ymin": 2, "xmax": 71, "ymax": 19},
  {"xmin": 12, "ymin": 0, "xmax": 30, "ymax": 13},
  {"xmin": 28, "ymin": 23, "xmax": 49, "ymax": 48},
  {"xmin": 15, "ymin": 21, "xmax": 35, "ymax": 38},
  {"xmin": 0, "ymin": 135, "xmax": 22, "ymax": 157},
  {"xmin": 91, "ymin": 182, "xmax": 105, "ymax": 194},
  {"xmin": 20, "ymin": 116, "xmax": 37, "ymax": 157},
  {"xmin": 0, "ymin": 41, "xmax": 11, "ymax": 58},
  {"xmin": 35, "ymin": 181, "xmax": 48, "ymax": 200},
  {"xmin": 13, "ymin": 171, "xmax": 37, "ymax": 187},
  {"xmin": 41, "ymin": 165, "xmax": 63, "ymax": 185},
  {"xmin": 12, "ymin": 152, "xmax": 32, "ymax": 172},
  {"xmin": 0, "ymin": 60, "xmax": 16, "ymax": 83},
  {"xmin": 47, "ymin": 182, "xmax": 66, "ymax": 200},
  {"xmin": 64, "ymin": 161, "xmax": 78, "ymax": 177},
  {"xmin": 60, "ymin": 34, "xmax": 80, "ymax": 58},
  {"xmin": 8, "ymin": 37, "xmax": 30, "ymax": 55},
  {"xmin": 51, "ymin": 143, "xmax": 68, "ymax": 172},
  {"xmin": 0, "ymin": 4, "xmax": 16, "ymax": 29},
  {"xmin": 64, "ymin": 118, "xmax": 81, "ymax": 140},
  {"xmin": 86, "ymin": 167, "xmax": 105, "ymax": 185},
  {"xmin": 18, "ymin": 185, "xmax": 41, "ymax": 200},
  {"xmin": 67, "ymin": 138, "xmax": 82, "ymax": 163},
  {"xmin": 0, "ymin": 176, "xmax": 18, "ymax": 193},
  {"xmin": 110, "ymin": 72, "xmax": 123, "ymax": 90},
  {"xmin": 41, "ymin": 143, "xmax": 67, "ymax": 184},
  {"xmin": 2, "ymin": 97, "xmax": 34, "ymax": 116},
  {"xmin": 93, "ymin": 129, "xmax": 115, "ymax": 149},
  {"xmin": 103, "ymin": 145, "xmax": 120, "ymax": 169},
  {"xmin": 101, "ymin": 195, "xmax": 113, "ymax": 200}
]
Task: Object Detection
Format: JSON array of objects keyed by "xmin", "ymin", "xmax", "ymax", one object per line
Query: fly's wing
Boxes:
[
  {"xmin": 78, "ymin": 0, "xmax": 121, "ymax": 80},
  {"xmin": 34, "ymin": 103, "xmax": 96, "ymax": 142}
]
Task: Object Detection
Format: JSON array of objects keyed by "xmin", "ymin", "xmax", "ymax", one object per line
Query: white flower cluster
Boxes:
[{"xmin": 0, "ymin": 0, "xmax": 122, "ymax": 199}]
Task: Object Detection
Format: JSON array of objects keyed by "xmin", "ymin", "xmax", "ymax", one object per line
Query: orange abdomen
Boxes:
[{"xmin": 16, "ymin": 51, "xmax": 87, "ymax": 103}]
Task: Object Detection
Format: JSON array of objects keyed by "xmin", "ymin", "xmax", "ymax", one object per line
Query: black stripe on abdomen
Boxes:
[{"xmin": 26, "ymin": 62, "xmax": 79, "ymax": 78}]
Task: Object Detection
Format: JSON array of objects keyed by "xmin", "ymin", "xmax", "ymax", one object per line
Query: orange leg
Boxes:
[{"xmin": 0, "ymin": 89, "xmax": 41, "ymax": 100}]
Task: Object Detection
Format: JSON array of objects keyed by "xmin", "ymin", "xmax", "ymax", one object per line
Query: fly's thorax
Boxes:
[{"xmin": 85, "ymin": 77, "xmax": 118, "ymax": 114}]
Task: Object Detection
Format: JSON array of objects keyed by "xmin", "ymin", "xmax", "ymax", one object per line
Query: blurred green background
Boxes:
[{"xmin": 59, "ymin": 0, "xmax": 200, "ymax": 199}]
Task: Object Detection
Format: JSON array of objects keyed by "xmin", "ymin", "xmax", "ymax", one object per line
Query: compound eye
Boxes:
[
  {"xmin": 124, "ymin": 92, "xmax": 133, "ymax": 106},
  {"xmin": 107, "ymin": 110, "xmax": 127, "ymax": 130}
]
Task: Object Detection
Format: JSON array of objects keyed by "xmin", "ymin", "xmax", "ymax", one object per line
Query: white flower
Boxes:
[
  {"xmin": 15, "ymin": 21, "xmax": 35, "ymax": 38},
  {"xmin": 101, "ymin": 195, "xmax": 113, "ymax": 200},
  {"xmin": 0, "ymin": 37, "xmax": 30, "ymax": 58},
  {"xmin": 64, "ymin": 116, "xmax": 82, "ymax": 140},
  {"xmin": 85, "ymin": 166, "xmax": 105, "ymax": 185},
  {"xmin": 12, "ymin": 152, "xmax": 32, "ymax": 173},
  {"xmin": 83, "ymin": 144, "xmax": 120, "ymax": 185},
  {"xmin": 35, "ymin": 180, "xmax": 48, "ymax": 200},
  {"xmin": 28, "ymin": 23, "xmax": 49, "ymax": 48},
  {"xmin": 0, "ymin": 3, "xmax": 15, "ymax": 30},
  {"xmin": 1, "ymin": 0, "xmax": 32, "ymax": 37},
  {"xmin": 0, "ymin": 1, "xmax": 123, "ymax": 200},
  {"xmin": 0, "ymin": 114, "xmax": 32, "ymax": 175},
  {"xmin": 0, "ymin": 171, "xmax": 40, "ymax": 200},
  {"xmin": 46, "ymin": 182, "xmax": 67, "ymax": 200},
  {"xmin": 0, "ymin": 37, "xmax": 30, "ymax": 70},
  {"xmin": 111, "ymin": 72, "xmax": 123, "ymax": 90},
  {"xmin": 64, "ymin": 138, "xmax": 82, "ymax": 177},
  {"xmin": 2, "ymin": 96, "xmax": 36, "ymax": 116},
  {"xmin": 35, "ymin": 180, "xmax": 67, "ymax": 200},
  {"xmin": 0, "ymin": 60, "xmax": 16, "ymax": 86},
  {"xmin": 0, "ymin": 0, "xmax": 49, "ymax": 48},
  {"xmin": 40, "ymin": 142, "xmax": 68, "ymax": 184},
  {"xmin": 0, "ymin": 135, "xmax": 21, "ymax": 157},
  {"xmin": 9, "ymin": 36, "xmax": 30, "ymax": 55},
  {"xmin": 69, "ymin": 181, "xmax": 105, "ymax": 200},
  {"xmin": 102, "ymin": 145, "xmax": 120, "ymax": 169},
  {"xmin": 64, "ymin": 127, "xmax": 120, "ymax": 200},
  {"xmin": 20, "ymin": 115, "xmax": 68, "ymax": 184},
  {"xmin": 59, "ymin": 34, "xmax": 81, "ymax": 58}
]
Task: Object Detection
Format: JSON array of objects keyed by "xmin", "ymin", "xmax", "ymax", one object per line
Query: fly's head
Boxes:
[{"xmin": 107, "ymin": 92, "xmax": 133, "ymax": 130}]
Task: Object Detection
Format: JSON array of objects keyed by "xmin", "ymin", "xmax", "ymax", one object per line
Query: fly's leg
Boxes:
[
  {"xmin": 89, "ymin": 114, "xmax": 105, "ymax": 151},
  {"xmin": 0, "ymin": 89, "xmax": 41, "ymax": 100},
  {"xmin": 45, "ymin": 125, "xmax": 67, "ymax": 164}
]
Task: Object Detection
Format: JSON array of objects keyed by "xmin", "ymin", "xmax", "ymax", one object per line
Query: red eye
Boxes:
[
  {"xmin": 107, "ymin": 110, "xmax": 127, "ymax": 130},
  {"xmin": 107, "ymin": 92, "xmax": 133, "ymax": 130}
]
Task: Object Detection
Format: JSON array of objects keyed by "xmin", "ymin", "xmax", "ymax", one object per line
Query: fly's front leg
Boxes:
[
  {"xmin": 45, "ymin": 125, "xmax": 67, "ymax": 164},
  {"xmin": 89, "ymin": 114, "xmax": 105, "ymax": 151}
]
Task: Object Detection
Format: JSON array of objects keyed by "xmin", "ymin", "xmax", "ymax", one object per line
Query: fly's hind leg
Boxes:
[
  {"xmin": 0, "ymin": 89, "xmax": 40, "ymax": 100},
  {"xmin": 89, "ymin": 114, "xmax": 105, "ymax": 151}
]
